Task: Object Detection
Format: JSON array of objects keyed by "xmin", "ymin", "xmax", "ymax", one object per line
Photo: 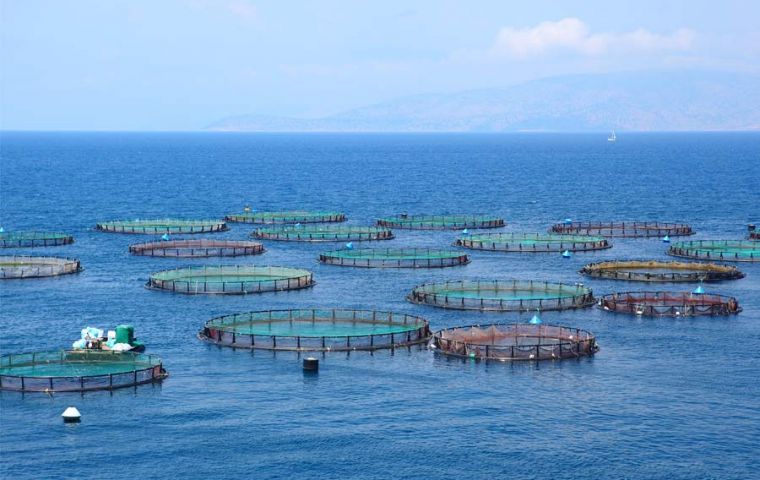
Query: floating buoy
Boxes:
[
  {"xmin": 562, "ymin": 250, "xmax": 572, "ymax": 258},
  {"xmin": 529, "ymin": 313, "xmax": 542, "ymax": 325},
  {"xmin": 663, "ymin": 235, "xmax": 670, "ymax": 243},
  {"xmin": 563, "ymin": 218, "xmax": 572, "ymax": 225},
  {"xmin": 243, "ymin": 205, "xmax": 251, "ymax": 213},
  {"xmin": 462, "ymin": 228, "xmax": 469, "ymax": 235},
  {"xmin": 0, "ymin": 226, "xmax": 4, "ymax": 233},
  {"xmin": 345, "ymin": 242, "xmax": 353, "ymax": 250},
  {"xmin": 62, "ymin": 406, "xmax": 81, "ymax": 423},
  {"xmin": 303, "ymin": 357, "xmax": 319, "ymax": 372},
  {"xmin": 693, "ymin": 285, "xmax": 705, "ymax": 294},
  {"xmin": 294, "ymin": 223, "xmax": 301, "ymax": 228},
  {"xmin": 161, "ymin": 233, "xmax": 170, "ymax": 241},
  {"xmin": 468, "ymin": 352, "xmax": 476, "ymax": 358}
]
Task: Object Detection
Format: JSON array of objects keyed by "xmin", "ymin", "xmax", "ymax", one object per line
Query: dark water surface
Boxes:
[{"xmin": 1, "ymin": 132, "xmax": 759, "ymax": 479}]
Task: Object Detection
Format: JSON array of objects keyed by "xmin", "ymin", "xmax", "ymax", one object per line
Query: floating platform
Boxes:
[
  {"xmin": 455, "ymin": 233, "xmax": 610, "ymax": 252},
  {"xmin": 0, "ymin": 231, "xmax": 74, "ymax": 248},
  {"xmin": 580, "ymin": 260, "xmax": 744, "ymax": 282},
  {"xmin": 408, "ymin": 280, "xmax": 595, "ymax": 312},
  {"xmin": 376, "ymin": 214, "xmax": 504, "ymax": 230},
  {"xmin": 668, "ymin": 240, "xmax": 760, "ymax": 262},
  {"xmin": 225, "ymin": 211, "xmax": 346, "ymax": 224},
  {"xmin": 147, "ymin": 265, "xmax": 314, "ymax": 295},
  {"xmin": 0, "ymin": 255, "xmax": 82, "ymax": 279},
  {"xmin": 550, "ymin": 221, "xmax": 694, "ymax": 238},
  {"xmin": 96, "ymin": 219, "xmax": 227, "ymax": 234},
  {"xmin": 199, "ymin": 308, "xmax": 431, "ymax": 351},
  {"xmin": 0, "ymin": 350, "xmax": 167, "ymax": 393},
  {"xmin": 599, "ymin": 291, "xmax": 741, "ymax": 316},
  {"xmin": 252, "ymin": 225, "xmax": 393, "ymax": 242},
  {"xmin": 430, "ymin": 323, "xmax": 598, "ymax": 361},
  {"xmin": 319, "ymin": 248, "xmax": 470, "ymax": 268},
  {"xmin": 129, "ymin": 239, "xmax": 265, "ymax": 258}
]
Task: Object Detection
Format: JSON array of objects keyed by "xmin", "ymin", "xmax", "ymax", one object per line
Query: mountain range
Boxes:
[{"xmin": 206, "ymin": 71, "xmax": 760, "ymax": 132}]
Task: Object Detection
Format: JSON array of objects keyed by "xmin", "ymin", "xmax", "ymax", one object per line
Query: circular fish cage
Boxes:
[
  {"xmin": 252, "ymin": 225, "xmax": 393, "ymax": 242},
  {"xmin": 319, "ymin": 248, "xmax": 470, "ymax": 268},
  {"xmin": 96, "ymin": 219, "xmax": 228, "ymax": 234},
  {"xmin": 0, "ymin": 350, "xmax": 167, "ymax": 393},
  {"xmin": 147, "ymin": 265, "xmax": 314, "ymax": 295},
  {"xmin": 408, "ymin": 280, "xmax": 595, "ymax": 312},
  {"xmin": 0, "ymin": 231, "xmax": 74, "ymax": 248},
  {"xmin": 580, "ymin": 260, "xmax": 744, "ymax": 282},
  {"xmin": 550, "ymin": 221, "xmax": 694, "ymax": 238},
  {"xmin": 599, "ymin": 291, "xmax": 741, "ymax": 317},
  {"xmin": 430, "ymin": 323, "xmax": 598, "ymax": 361},
  {"xmin": 455, "ymin": 233, "xmax": 610, "ymax": 252},
  {"xmin": 668, "ymin": 240, "xmax": 760, "ymax": 263},
  {"xmin": 199, "ymin": 308, "xmax": 431, "ymax": 351},
  {"xmin": 376, "ymin": 214, "xmax": 504, "ymax": 230},
  {"xmin": 129, "ymin": 239, "xmax": 265, "ymax": 258},
  {"xmin": 0, "ymin": 255, "xmax": 82, "ymax": 279},
  {"xmin": 225, "ymin": 211, "xmax": 346, "ymax": 224}
]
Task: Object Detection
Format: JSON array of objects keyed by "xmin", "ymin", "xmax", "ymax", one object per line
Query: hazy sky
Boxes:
[{"xmin": 1, "ymin": 0, "xmax": 758, "ymax": 130}]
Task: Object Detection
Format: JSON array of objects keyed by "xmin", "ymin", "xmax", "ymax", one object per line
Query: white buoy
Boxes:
[
  {"xmin": 0, "ymin": 226, "xmax": 4, "ymax": 233},
  {"xmin": 462, "ymin": 228, "xmax": 469, "ymax": 235},
  {"xmin": 161, "ymin": 233, "xmax": 170, "ymax": 241},
  {"xmin": 562, "ymin": 250, "xmax": 572, "ymax": 258},
  {"xmin": 295, "ymin": 223, "xmax": 301, "ymax": 228},
  {"xmin": 345, "ymin": 242, "xmax": 353, "ymax": 249},
  {"xmin": 529, "ymin": 314, "xmax": 542, "ymax": 325},
  {"xmin": 662, "ymin": 235, "xmax": 670, "ymax": 243},
  {"xmin": 693, "ymin": 285, "xmax": 705, "ymax": 294},
  {"xmin": 62, "ymin": 406, "xmax": 81, "ymax": 423},
  {"xmin": 563, "ymin": 218, "xmax": 572, "ymax": 225}
]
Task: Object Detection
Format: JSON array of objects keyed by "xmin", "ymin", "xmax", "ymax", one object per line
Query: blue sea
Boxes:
[{"xmin": 1, "ymin": 132, "xmax": 759, "ymax": 479}]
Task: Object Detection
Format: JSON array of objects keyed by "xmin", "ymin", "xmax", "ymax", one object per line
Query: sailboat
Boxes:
[{"xmin": 608, "ymin": 130, "xmax": 617, "ymax": 142}]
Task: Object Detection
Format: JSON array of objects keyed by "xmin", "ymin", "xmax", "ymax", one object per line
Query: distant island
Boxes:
[{"xmin": 206, "ymin": 71, "xmax": 760, "ymax": 132}]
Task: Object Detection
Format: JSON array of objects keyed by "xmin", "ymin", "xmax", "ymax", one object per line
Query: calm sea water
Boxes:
[{"xmin": 1, "ymin": 132, "xmax": 759, "ymax": 479}]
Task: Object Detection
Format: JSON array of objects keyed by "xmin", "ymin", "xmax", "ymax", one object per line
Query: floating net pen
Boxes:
[
  {"xmin": 0, "ymin": 231, "xmax": 74, "ymax": 248},
  {"xmin": 598, "ymin": 291, "xmax": 741, "ymax": 317},
  {"xmin": 225, "ymin": 211, "xmax": 346, "ymax": 224},
  {"xmin": 147, "ymin": 265, "xmax": 314, "ymax": 295},
  {"xmin": 408, "ymin": 280, "xmax": 595, "ymax": 312},
  {"xmin": 455, "ymin": 233, "xmax": 610, "ymax": 252},
  {"xmin": 550, "ymin": 221, "xmax": 693, "ymax": 238},
  {"xmin": 580, "ymin": 260, "xmax": 744, "ymax": 282},
  {"xmin": 668, "ymin": 240, "xmax": 760, "ymax": 262},
  {"xmin": 199, "ymin": 308, "xmax": 431, "ymax": 352},
  {"xmin": 96, "ymin": 219, "xmax": 228, "ymax": 234},
  {"xmin": 129, "ymin": 239, "xmax": 265, "ymax": 258},
  {"xmin": 0, "ymin": 350, "xmax": 167, "ymax": 393},
  {"xmin": 319, "ymin": 248, "xmax": 470, "ymax": 268},
  {"xmin": 0, "ymin": 255, "xmax": 82, "ymax": 279},
  {"xmin": 430, "ymin": 323, "xmax": 598, "ymax": 361},
  {"xmin": 377, "ymin": 214, "xmax": 505, "ymax": 230},
  {"xmin": 252, "ymin": 225, "xmax": 393, "ymax": 242}
]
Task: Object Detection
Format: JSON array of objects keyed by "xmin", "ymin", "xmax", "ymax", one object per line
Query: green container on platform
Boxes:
[{"xmin": 115, "ymin": 325, "xmax": 135, "ymax": 344}]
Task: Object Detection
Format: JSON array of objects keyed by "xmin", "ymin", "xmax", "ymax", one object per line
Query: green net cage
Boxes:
[
  {"xmin": 668, "ymin": 240, "xmax": 760, "ymax": 262},
  {"xmin": 130, "ymin": 239, "xmax": 265, "ymax": 258},
  {"xmin": 225, "ymin": 211, "xmax": 346, "ymax": 224},
  {"xmin": 0, "ymin": 255, "xmax": 82, "ymax": 279},
  {"xmin": 147, "ymin": 265, "xmax": 314, "ymax": 295},
  {"xmin": 408, "ymin": 280, "xmax": 595, "ymax": 312},
  {"xmin": 580, "ymin": 260, "xmax": 744, "ymax": 282},
  {"xmin": 319, "ymin": 248, "xmax": 470, "ymax": 268},
  {"xmin": 430, "ymin": 323, "xmax": 598, "ymax": 361},
  {"xmin": 199, "ymin": 308, "xmax": 431, "ymax": 351},
  {"xmin": 96, "ymin": 219, "xmax": 228, "ymax": 234},
  {"xmin": 377, "ymin": 214, "xmax": 504, "ymax": 230},
  {"xmin": 0, "ymin": 350, "xmax": 167, "ymax": 393},
  {"xmin": 455, "ymin": 233, "xmax": 610, "ymax": 252},
  {"xmin": 550, "ymin": 221, "xmax": 694, "ymax": 238},
  {"xmin": 252, "ymin": 225, "xmax": 393, "ymax": 242},
  {"xmin": 599, "ymin": 291, "xmax": 741, "ymax": 316},
  {"xmin": 0, "ymin": 231, "xmax": 74, "ymax": 248}
]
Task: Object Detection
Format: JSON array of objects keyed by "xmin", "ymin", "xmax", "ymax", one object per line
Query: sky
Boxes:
[{"xmin": 1, "ymin": 0, "xmax": 759, "ymax": 131}]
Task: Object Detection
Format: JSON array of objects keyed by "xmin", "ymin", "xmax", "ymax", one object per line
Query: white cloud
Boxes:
[
  {"xmin": 225, "ymin": 0, "xmax": 257, "ymax": 21},
  {"xmin": 490, "ymin": 18, "xmax": 695, "ymax": 58}
]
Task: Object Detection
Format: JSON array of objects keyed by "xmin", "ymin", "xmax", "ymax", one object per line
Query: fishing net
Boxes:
[
  {"xmin": 580, "ymin": 260, "xmax": 744, "ymax": 282},
  {"xmin": 456, "ymin": 233, "xmax": 610, "ymax": 252},
  {"xmin": 0, "ymin": 231, "xmax": 74, "ymax": 248},
  {"xmin": 96, "ymin": 219, "xmax": 228, "ymax": 234},
  {"xmin": 550, "ymin": 221, "xmax": 693, "ymax": 238},
  {"xmin": 599, "ymin": 291, "xmax": 741, "ymax": 316},
  {"xmin": 668, "ymin": 240, "xmax": 760, "ymax": 262},
  {"xmin": 147, "ymin": 265, "xmax": 314, "ymax": 294},
  {"xmin": 0, "ymin": 255, "xmax": 82, "ymax": 279},
  {"xmin": 225, "ymin": 211, "xmax": 345, "ymax": 224},
  {"xmin": 319, "ymin": 248, "xmax": 469, "ymax": 268},
  {"xmin": 377, "ymin": 214, "xmax": 504, "ymax": 230},
  {"xmin": 129, "ymin": 239, "xmax": 265, "ymax": 258},
  {"xmin": 252, "ymin": 225, "xmax": 393, "ymax": 242}
]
